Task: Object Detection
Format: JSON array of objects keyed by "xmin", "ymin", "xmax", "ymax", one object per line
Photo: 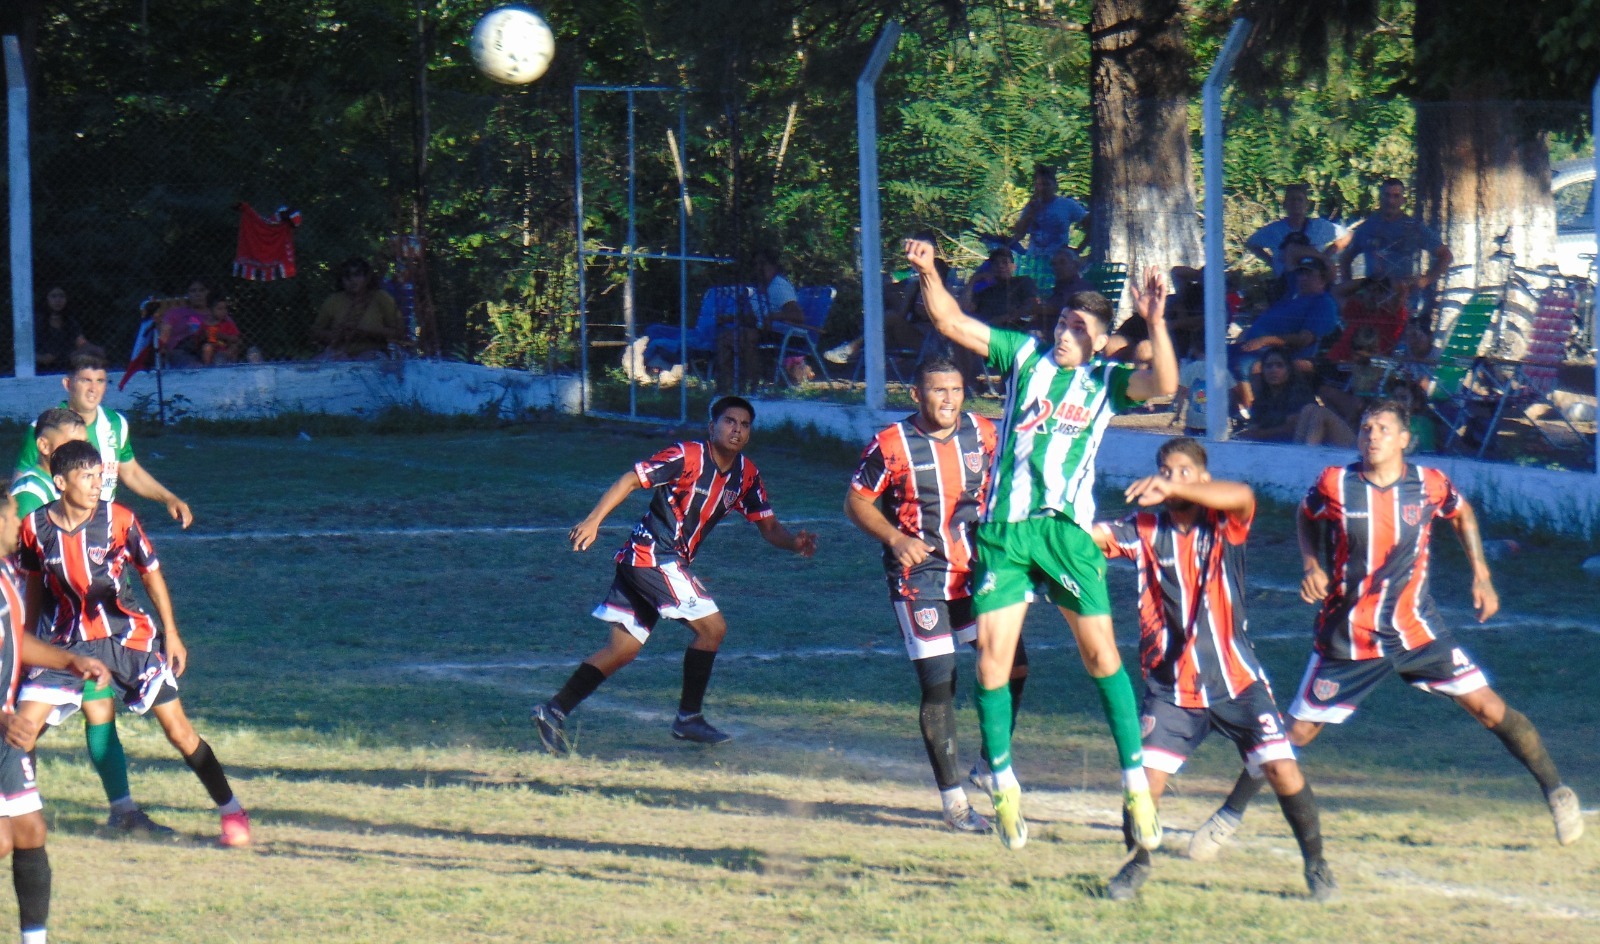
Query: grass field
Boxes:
[{"xmin": 12, "ymin": 413, "xmax": 1599, "ymax": 942}]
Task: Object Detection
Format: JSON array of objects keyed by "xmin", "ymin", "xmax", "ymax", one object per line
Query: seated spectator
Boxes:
[
  {"xmin": 1245, "ymin": 183, "xmax": 1350, "ymax": 301},
  {"xmin": 1315, "ymin": 324, "xmax": 1385, "ymax": 422},
  {"xmin": 1229, "ymin": 256, "xmax": 1340, "ymax": 410},
  {"xmin": 312, "ymin": 257, "xmax": 404, "ymax": 360},
  {"xmin": 161, "ymin": 279, "xmax": 214, "ymax": 367},
  {"xmin": 1037, "ymin": 248, "xmax": 1095, "ymax": 337},
  {"xmin": 824, "ymin": 260, "xmax": 947, "ymax": 366},
  {"xmin": 1234, "ymin": 348, "xmax": 1315, "ymax": 442},
  {"xmin": 961, "ymin": 247, "xmax": 1038, "ymax": 329},
  {"xmin": 1163, "ymin": 265, "xmax": 1240, "ymax": 358},
  {"xmin": 195, "ymin": 296, "xmax": 245, "ymax": 365},
  {"xmin": 715, "ymin": 248, "xmax": 805, "ymax": 388},
  {"xmin": 1384, "ymin": 375, "xmax": 1440, "ymax": 453},
  {"xmin": 1323, "ymin": 277, "xmax": 1407, "ymax": 362},
  {"xmin": 36, "ymin": 286, "xmax": 89, "ymax": 374}
]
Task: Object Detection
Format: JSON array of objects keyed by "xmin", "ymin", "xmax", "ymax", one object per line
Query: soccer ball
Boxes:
[{"xmin": 470, "ymin": 7, "xmax": 555, "ymax": 85}]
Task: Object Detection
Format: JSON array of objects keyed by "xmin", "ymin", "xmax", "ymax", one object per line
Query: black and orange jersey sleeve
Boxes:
[
  {"xmin": 634, "ymin": 442, "xmax": 688, "ymax": 490},
  {"xmin": 737, "ymin": 461, "xmax": 775, "ymax": 522},
  {"xmin": 1423, "ymin": 467, "xmax": 1462, "ymax": 520},
  {"xmin": 115, "ymin": 504, "xmax": 159, "ymax": 573},
  {"xmin": 1302, "ymin": 466, "xmax": 1345, "ymax": 521},
  {"xmin": 1220, "ymin": 495, "xmax": 1256, "ymax": 545},
  {"xmin": 1099, "ymin": 514, "xmax": 1143, "ymax": 562},
  {"xmin": 16, "ymin": 513, "xmax": 42, "ymax": 575},
  {"xmin": 850, "ymin": 434, "xmax": 893, "ymax": 498}
]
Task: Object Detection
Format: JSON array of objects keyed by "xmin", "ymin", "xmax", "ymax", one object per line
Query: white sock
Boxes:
[
  {"xmin": 994, "ymin": 766, "xmax": 1020, "ymax": 792},
  {"xmin": 22, "ymin": 929, "xmax": 46, "ymax": 944},
  {"xmin": 108, "ymin": 796, "xmax": 137, "ymax": 815},
  {"xmin": 1122, "ymin": 766, "xmax": 1150, "ymax": 793},
  {"xmin": 939, "ymin": 786, "xmax": 968, "ymax": 812},
  {"xmin": 218, "ymin": 798, "xmax": 243, "ymax": 816}
]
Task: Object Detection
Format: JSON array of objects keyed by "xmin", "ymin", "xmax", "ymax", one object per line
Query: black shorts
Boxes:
[
  {"xmin": 1140, "ymin": 680, "xmax": 1296, "ymax": 777},
  {"xmin": 890, "ymin": 596, "xmax": 977, "ymax": 661},
  {"xmin": 1288, "ymin": 636, "xmax": 1488, "ymax": 724},
  {"xmin": 0, "ymin": 745, "xmax": 41, "ymax": 817},
  {"xmin": 20, "ymin": 636, "xmax": 180, "ymax": 726},
  {"xmin": 591, "ymin": 561, "xmax": 720, "ymax": 643}
]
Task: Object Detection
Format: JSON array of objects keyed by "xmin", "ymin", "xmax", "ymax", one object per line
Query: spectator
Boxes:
[
  {"xmin": 36, "ymin": 286, "xmax": 88, "ymax": 374},
  {"xmin": 1172, "ymin": 337, "xmax": 1237, "ymax": 437},
  {"xmin": 961, "ymin": 247, "xmax": 1038, "ymax": 329},
  {"xmin": 160, "ymin": 280, "xmax": 213, "ymax": 368},
  {"xmin": 1384, "ymin": 375, "xmax": 1441, "ymax": 453},
  {"xmin": 197, "ymin": 296, "xmax": 245, "ymax": 366},
  {"xmin": 1010, "ymin": 164, "xmax": 1089, "ymax": 260},
  {"xmin": 312, "ymin": 257, "xmax": 404, "ymax": 360},
  {"xmin": 1245, "ymin": 184, "xmax": 1351, "ymax": 299},
  {"xmin": 1228, "ymin": 257, "xmax": 1341, "ymax": 410},
  {"xmin": 824, "ymin": 259, "xmax": 948, "ymax": 366},
  {"xmin": 1234, "ymin": 348, "xmax": 1315, "ymax": 442},
  {"xmin": 716, "ymin": 248, "xmax": 804, "ymax": 389},
  {"xmin": 1036, "ymin": 248, "xmax": 1095, "ymax": 337},
  {"xmin": 1339, "ymin": 178, "xmax": 1452, "ymax": 324}
]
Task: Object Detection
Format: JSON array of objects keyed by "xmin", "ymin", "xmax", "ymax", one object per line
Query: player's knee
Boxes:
[
  {"xmin": 914, "ymin": 654, "xmax": 957, "ymax": 705},
  {"xmin": 9, "ymin": 813, "xmax": 45, "ymax": 849},
  {"xmin": 1261, "ymin": 759, "xmax": 1305, "ymax": 794},
  {"xmin": 690, "ymin": 616, "xmax": 727, "ymax": 648}
]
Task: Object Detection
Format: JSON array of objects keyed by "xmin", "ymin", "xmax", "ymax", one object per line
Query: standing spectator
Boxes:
[
  {"xmin": 1011, "ymin": 164, "xmax": 1089, "ymax": 260},
  {"xmin": 160, "ymin": 280, "xmax": 213, "ymax": 368},
  {"xmin": 1339, "ymin": 178, "xmax": 1452, "ymax": 323},
  {"xmin": 311, "ymin": 257, "xmax": 404, "ymax": 360},
  {"xmin": 1246, "ymin": 184, "xmax": 1350, "ymax": 299},
  {"xmin": 35, "ymin": 287, "xmax": 88, "ymax": 374}
]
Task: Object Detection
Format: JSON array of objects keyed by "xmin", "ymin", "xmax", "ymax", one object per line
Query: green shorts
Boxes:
[{"xmin": 973, "ymin": 516, "xmax": 1110, "ymax": 616}]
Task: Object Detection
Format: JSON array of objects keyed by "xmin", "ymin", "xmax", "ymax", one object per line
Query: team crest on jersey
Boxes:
[
  {"xmin": 88, "ymin": 545, "xmax": 108, "ymax": 565},
  {"xmin": 914, "ymin": 607, "xmax": 939, "ymax": 631},
  {"xmin": 964, "ymin": 451, "xmax": 983, "ymax": 474},
  {"xmin": 722, "ymin": 489, "xmax": 738, "ymax": 509},
  {"xmin": 1312, "ymin": 678, "xmax": 1340, "ymax": 702},
  {"xmin": 1402, "ymin": 504, "xmax": 1423, "ymax": 526}
]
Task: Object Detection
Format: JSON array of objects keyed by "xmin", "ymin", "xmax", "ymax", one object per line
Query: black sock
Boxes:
[
  {"xmin": 1490, "ymin": 708, "xmax": 1563, "ymax": 794},
  {"xmin": 1276, "ymin": 785, "xmax": 1324, "ymax": 864},
  {"xmin": 914, "ymin": 654, "xmax": 961, "ymax": 790},
  {"xmin": 12, "ymin": 846, "xmax": 50, "ymax": 933},
  {"xmin": 678, "ymin": 648, "xmax": 718, "ymax": 717},
  {"xmin": 551, "ymin": 663, "xmax": 607, "ymax": 716},
  {"xmin": 1223, "ymin": 768, "xmax": 1268, "ymax": 816},
  {"xmin": 182, "ymin": 738, "xmax": 235, "ymax": 807},
  {"xmin": 1120, "ymin": 808, "xmax": 1153, "ymax": 865}
]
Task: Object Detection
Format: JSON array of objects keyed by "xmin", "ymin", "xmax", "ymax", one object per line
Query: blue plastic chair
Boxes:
[{"xmin": 644, "ymin": 285, "xmax": 751, "ymax": 381}]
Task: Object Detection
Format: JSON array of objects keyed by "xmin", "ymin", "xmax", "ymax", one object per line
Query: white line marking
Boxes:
[{"xmin": 160, "ymin": 517, "xmax": 841, "ymax": 542}]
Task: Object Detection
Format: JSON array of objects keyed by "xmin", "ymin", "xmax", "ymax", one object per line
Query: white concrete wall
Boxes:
[
  {"xmin": 0, "ymin": 361, "xmax": 582, "ymax": 422},
  {"xmin": 752, "ymin": 399, "xmax": 1600, "ymax": 537}
]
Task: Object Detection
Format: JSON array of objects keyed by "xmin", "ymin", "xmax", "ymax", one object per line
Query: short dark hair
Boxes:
[
  {"xmin": 914, "ymin": 356, "xmax": 962, "ymax": 387},
  {"xmin": 709, "ymin": 395, "xmax": 755, "ymax": 424},
  {"xmin": 35, "ymin": 408, "xmax": 85, "ymax": 439},
  {"xmin": 1380, "ymin": 177, "xmax": 1405, "ymax": 191},
  {"xmin": 1361, "ymin": 397, "xmax": 1412, "ymax": 430},
  {"xmin": 50, "ymin": 439, "xmax": 103, "ymax": 479},
  {"xmin": 1283, "ymin": 183, "xmax": 1309, "ymax": 198},
  {"xmin": 68, "ymin": 351, "xmax": 108, "ymax": 375},
  {"xmin": 987, "ymin": 246, "xmax": 1014, "ymax": 264},
  {"xmin": 1063, "ymin": 291, "xmax": 1113, "ymax": 332},
  {"xmin": 1157, "ymin": 436, "xmax": 1208, "ymax": 471},
  {"xmin": 1034, "ymin": 164, "xmax": 1057, "ymax": 181}
]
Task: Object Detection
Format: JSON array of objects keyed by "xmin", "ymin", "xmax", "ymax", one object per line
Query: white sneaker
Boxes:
[
  {"xmin": 942, "ymin": 803, "xmax": 992, "ymax": 834},
  {"xmin": 1188, "ymin": 807, "xmax": 1241, "ymax": 861},
  {"xmin": 823, "ymin": 342, "xmax": 855, "ymax": 365},
  {"xmin": 1549, "ymin": 785, "xmax": 1584, "ymax": 846}
]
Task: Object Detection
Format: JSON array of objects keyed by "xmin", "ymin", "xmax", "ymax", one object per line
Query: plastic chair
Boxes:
[
  {"xmin": 1085, "ymin": 262, "xmax": 1128, "ymax": 306},
  {"xmin": 643, "ymin": 285, "xmax": 752, "ymax": 382},
  {"xmin": 769, "ymin": 286, "xmax": 835, "ymax": 387}
]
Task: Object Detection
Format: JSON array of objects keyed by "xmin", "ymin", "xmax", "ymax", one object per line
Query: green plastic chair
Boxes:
[
  {"xmin": 1085, "ymin": 262, "xmax": 1128, "ymax": 305},
  {"xmin": 1426, "ymin": 292, "xmax": 1497, "ymax": 403}
]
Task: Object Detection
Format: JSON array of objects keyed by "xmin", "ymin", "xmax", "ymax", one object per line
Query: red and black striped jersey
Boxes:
[
  {"xmin": 851, "ymin": 413, "xmax": 998, "ymax": 601},
  {"xmin": 1303, "ymin": 463, "xmax": 1462, "ymax": 660},
  {"xmin": 616, "ymin": 442, "xmax": 774, "ymax": 567},
  {"xmin": 17, "ymin": 502, "xmax": 163, "ymax": 652},
  {"xmin": 0, "ymin": 560, "xmax": 24, "ymax": 712},
  {"xmin": 1100, "ymin": 502, "xmax": 1264, "ymax": 708}
]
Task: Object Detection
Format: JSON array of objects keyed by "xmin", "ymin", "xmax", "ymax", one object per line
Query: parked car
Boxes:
[{"xmin": 1552, "ymin": 157, "xmax": 1596, "ymax": 280}]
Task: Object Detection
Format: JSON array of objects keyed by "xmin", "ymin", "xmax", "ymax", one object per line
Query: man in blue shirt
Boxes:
[
  {"xmin": 1340, "ymin": 178, "xmax": 1452, "ymax": 320},
  {"xmin": 1011, "ymin": 165, "xmax": 1089, "ymax": 259},
  {"xmin": 1229, "ymin": 257, "xmax": 1341, "ymax": 392}
]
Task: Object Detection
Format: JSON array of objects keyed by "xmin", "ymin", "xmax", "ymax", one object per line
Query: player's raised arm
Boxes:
[
  {"xmin": 1124, "ymin": 476, "xmax": 1253, "ymax": 516},
  {"xmin": 844, "ymin": 488, "xmax": 931, "ymax": 569},
  {"xmin": 1125, "ymin": 265, "xmax": 1180, "ymax": 403},
  {"xmin": 570, "ymin": 470, "xmax": 642, "ymax": 552},
  {"xmin": 1447, "ymin": 497, "xmax": 1499, "ymax": 623},
  {"xmin": 756, "ymin": 516, "xmax": 816, "ymax": 558},
  {"xmin": 904, "ymin": 238, "xmax": 990, "ymax": 359}
]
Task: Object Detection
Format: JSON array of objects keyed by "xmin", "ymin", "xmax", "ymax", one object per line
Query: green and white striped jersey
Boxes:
[
  {"xmin": 9, "ymin": 467, "xmax": 58, "ymax": 518},
  {"xmin": 14, "ymin": 404, "xmax": 133, "ymax": 503},
  {"xmin": 983, "ymin": 328, "xmax": 1139, "ymax": 529}
]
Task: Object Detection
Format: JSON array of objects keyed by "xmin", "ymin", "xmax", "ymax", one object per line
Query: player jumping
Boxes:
[
  {"xmin": 1190, "ymin": 399, "xmax": 1583, "ymax": 860},
  {"xmin": 1092, "ymin": 438, "xmax": 1335, "ymax": 901},
  {"xmin": 532, "ymin": 396, "xmax": 817, "ymax": 753},
  {"xmin": 905, "ymin": 237, "xmax": 1179, "ymax": 851}
]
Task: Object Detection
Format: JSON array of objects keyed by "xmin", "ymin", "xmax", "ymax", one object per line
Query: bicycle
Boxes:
[{"xmin": 1436, "ymin": 227, "xmax": 1570, "ymax": 362}]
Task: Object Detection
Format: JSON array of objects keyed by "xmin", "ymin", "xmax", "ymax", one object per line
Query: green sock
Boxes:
[
  {"xmin": 974, "ymin": 681, "xmax": 1016, "ymax": 774},
  {"xmin": 1091, "ymin": 666, "xmax": 1144, "ymax": 772},
  {"xmin": 85, "ymin": 720, "xmax": 132, "ymax": 805}
]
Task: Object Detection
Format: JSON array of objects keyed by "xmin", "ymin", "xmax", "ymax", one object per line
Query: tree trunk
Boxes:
[{"xmin": 1089, "ymin": 0, "xmax": 1200, "ymax": 311}]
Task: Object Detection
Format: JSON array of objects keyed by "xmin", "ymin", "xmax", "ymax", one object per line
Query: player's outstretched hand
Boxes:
[
  {"xmin": 793, "ymin": 530, "xmax": 818, "ymax": 558},
  {"xmin": 168, "ymin": 496, "xmax": 194, "ymax": 529},
  {"xmin": 66, "ymin": 654, "xmax": 112, "ymax": 689},
  {"xmin": 1123, "ymin": 474, "xmax": 1175, "ymax": 507},
  {"xmin": 1472, "ymin": 574, "xmax": 1500, "ymax": 623},
  {"xmin": 904, "ymin": 238, "xmax": 937, "ymax": 276},
  {"xmin": 889, "ymin": 533, "xmax": 935, "ymax": 569},
  {"xmin": 1128, "ymin": 265, "xmax": 1167, "ymax": 324},
  {"xmin": 0, "ymin": 712, "xmax": 43, "ymax": 752},
  {"xmin": 569, "ymin": 519, "xmax": 601, "ymax": 552},
  {"xmin": 1300, "ymin": 563, "xmax": 1330, "ymax": 605}
]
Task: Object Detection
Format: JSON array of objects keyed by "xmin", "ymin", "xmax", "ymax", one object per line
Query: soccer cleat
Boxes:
[
  {"xmin": 942, "ymin": 803, "xmax": 991, "ymax": 834},
  {"xmin": 1548, "ymin": 785, "xmax": 1584, "ymax": 846},
  {"xmin": 823, "ymin": 342, "xmax": 854, "ymax": 365},
  {"xmin": 968, "ymin": 762, "xmax": 996, "ymax": 796},
  {"xmin": 1187, "ymin": 807, "xmax": 1240, "ymax": 862},
  {"xmin": 670, "ymin": 713, "xmax": 732, "ymax": 745},
  {"xmin": 990, "ymin": 783, "xmax": 1028, "ymax": 850},
  {"xmin": 106, "ymin": 808, "xmax": 175, "ymax": 836},
  {"xmin": 531, "ymin": 703, "xmax": 571, "ymax": 756},
  {"xmin": 1106, "ymin": 857, "xmax": 1151, "ymax": 902},
  {"xmin": 1125, "ymin": 787, "xmax": 1163, "ymax": 851},
  {"xmin": 1304, "ymin": 857, "xmax": 1339, "ymax": 902},
  {"xmin": 219, "ymin": 810, "xmax": 252, "ymax": 848}
]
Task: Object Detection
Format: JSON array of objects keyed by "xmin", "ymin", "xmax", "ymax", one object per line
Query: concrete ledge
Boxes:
[
  {"xmin": 0, "ymin": 361, "xmax": 582, "ymax": 422},
  {"xmin": 753, "ymin": 399, "xmax": 1600, "ymax": 537}
]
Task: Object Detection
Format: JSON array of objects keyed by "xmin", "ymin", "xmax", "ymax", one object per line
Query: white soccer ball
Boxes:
[{"xmin": 470, "ymin": 7, "xmax": 555, "ymax": 85}]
